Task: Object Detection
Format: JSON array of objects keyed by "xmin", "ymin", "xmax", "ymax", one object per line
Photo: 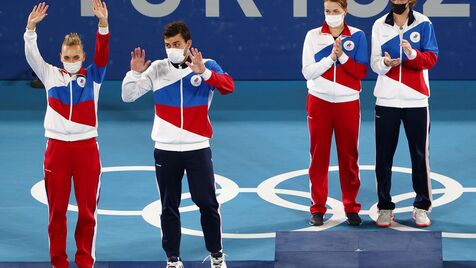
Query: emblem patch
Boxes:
[
  {"xmin": 191, "ymin": 75, "xmax": 202, "ymax": 87},
  {"xmin": 77, "ymin": 77, "xmax": 86, "ymax": 88},
  {"xmin": 410, "ymin": 32, "xmax": 421, "ymax": 43},
  {"xmin": 343, "ymin": 40, "xmax": 355, "ymax": 51}
]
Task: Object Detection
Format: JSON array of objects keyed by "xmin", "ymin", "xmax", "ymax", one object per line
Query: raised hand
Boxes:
[
  {"xmin": 92, "ymin": 0, "xmax": 108, "ymax": 27},
  {"xmin": 330, "ymin": 49, "xmax": 337, "ymax": 61},
  {"xmin": 27, "ymin": 2, "xmax": 49, "ymax": 30},
  {"xmin": 334, "ymin": 37, "xmax": 343, "ymax": 58},
  {"xmin": 130, "ymin": 47, "xmax": 151, "ymax": 73},
  {"xmin": 384, "ymin": 52, "xmax": 401, "ymax": 67},
  {"xmin": 401, "ymin": 39, "xmax": 413, "ymax": 57},
  {"xmin": 330, "ymin": 38, "xmax": 342, "ymax": 61},
  {"xmin": 186, "ymin": 48, "xmax": 206, "ymax": 75}
]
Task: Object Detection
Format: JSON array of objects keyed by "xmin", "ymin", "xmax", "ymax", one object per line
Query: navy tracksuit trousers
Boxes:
[
  {"xmin": 375, "ymin": 105, "xmax": 432, "ymax": 211},
  {"xmin": 154, "ymin": 147, "xmax": 222, "ymax": 258}
]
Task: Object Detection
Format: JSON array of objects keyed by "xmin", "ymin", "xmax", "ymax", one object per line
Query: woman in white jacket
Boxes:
[
  {"xmin": 24, "ymin": 2, "xmax": 110, "ymax": 267},
  {"xmin": 302, "ymin": 0, "xmax": 368, "ymax": 227},
  {"xmin": 371, "ymin": 0, "xmax": 438, "ymax": 227}
]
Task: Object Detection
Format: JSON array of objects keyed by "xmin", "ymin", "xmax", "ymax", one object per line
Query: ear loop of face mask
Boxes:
[{"xmin": 183, "ymin": 43, "xmax": 192, "ymax": 63}]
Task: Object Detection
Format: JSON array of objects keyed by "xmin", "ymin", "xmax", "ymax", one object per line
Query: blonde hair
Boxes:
[
  {"xmin": 62, "ymin": 33, "xmax": 83, "ymax": 49},
  {"xmin": 324, "ymin": 0, "xmax": 347, "ymax": 9}
]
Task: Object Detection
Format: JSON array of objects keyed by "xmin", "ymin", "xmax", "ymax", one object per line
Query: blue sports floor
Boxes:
[{"xmin": 0, "ymin": 81, "xmax": 475, "ymax": 264}]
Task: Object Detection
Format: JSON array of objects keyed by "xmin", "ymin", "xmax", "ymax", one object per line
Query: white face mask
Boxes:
[
  {"xmin": 166, "ymin": 48, "xmax": 186, "ymax": 64},
  {"xmin": 63, "ymin": 61, "xmax": 82, "ymax": 74},
  {"xmin": 325, "ymin": 14, "xmax": 345, "ymax": 28}
]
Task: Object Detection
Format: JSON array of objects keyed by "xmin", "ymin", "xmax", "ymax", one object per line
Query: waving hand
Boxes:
[
  {"xmin": 92, "ymin": 0, "xmax": 108, "ymax": 27},
  {"xmin": 27, "ymin": 2, "xmax": 49, "ymax": 30}
]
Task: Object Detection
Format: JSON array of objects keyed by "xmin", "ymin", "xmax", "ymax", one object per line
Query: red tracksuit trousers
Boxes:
[
  {"xmin": 306, "ymin": 94, "xmax": 361, "ymax": 215},
  {"xmin": 43, "ymin": 138, "xmax": 101, "ymax": 268}
]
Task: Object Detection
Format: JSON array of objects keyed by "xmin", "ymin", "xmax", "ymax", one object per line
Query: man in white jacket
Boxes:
[{"xmin": 122, "ymin": 21, "xmax": 234, "ymax": 268}]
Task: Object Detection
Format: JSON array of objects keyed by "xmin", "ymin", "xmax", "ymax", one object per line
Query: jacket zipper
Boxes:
[
  {"xmin": 333, "ymin": 35, "xmax": 342, "ymax": 102},
  {"xmin": 179, "ymin": 67, "xmax": 184, "ymax": 128},
  {"xmin": 398, "ymin": 26, "xmax": 404, "ymax": 83},
  {"xmin": 179, "ymin": 66, "xmax": 184, "ymax": 147},
  {"xmin": 68, "ymin": 78, "xmax": 73, "ymax": 121},
  {"xmin": 333, "ymin": 61, "xmax": 337, "ymax": 101}
]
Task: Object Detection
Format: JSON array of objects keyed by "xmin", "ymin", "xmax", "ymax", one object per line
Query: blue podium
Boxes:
[{"xmin": 275, "ymin": 231, "xmax": 443, "ymax": 268}]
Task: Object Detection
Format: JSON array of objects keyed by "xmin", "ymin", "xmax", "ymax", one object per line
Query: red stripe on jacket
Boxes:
[
  {"xmin": 94, "ymin": 32, "xmax": 110, "ymax": 68},
  {"xmin": 386, "ymin": 67, "xmax": 430, "ymax": 96},
  {"xmin": 403, "ymin": 50, "xmax": 437, "ymax": 71},
  {"xmin": 155, "ymin": 104, "xmax": 213, "ymax": 138},
  {"xmin": 321, "ymin": 65, "xmax": 365, "ymax": 92},
  {"xmin": 341, "ymin": 57, "xmax": 368, "ymax": 81},
  {"xmin": 205, "ymin": 72, "xmax": 235, "ymax": 95}
]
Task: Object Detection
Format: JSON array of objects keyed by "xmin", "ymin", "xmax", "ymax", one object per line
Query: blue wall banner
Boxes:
[{"xmin": 1, "ymin": 0, "xmax": 474, "ymax": 80}]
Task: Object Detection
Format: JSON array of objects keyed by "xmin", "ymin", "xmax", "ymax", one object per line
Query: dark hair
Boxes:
[{"xmin": 163, "ymin": 21, "xmax": 191, "ymax": 41}]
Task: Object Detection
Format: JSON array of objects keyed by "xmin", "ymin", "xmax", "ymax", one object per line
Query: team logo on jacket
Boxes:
[
  {"xmin": 77, "ymin": 77, "xmax": 86, "ymax": 88},
  {"xmin": 343, "ymin": 40, "xmax": 355, "ymax": 51},
  {"xmin": 191, "ymin": 75, "xmax": 202, "ymax": 87},
  {"xmin": 410, "ymin": 32, "xmax": 421, "ymax": 43}
]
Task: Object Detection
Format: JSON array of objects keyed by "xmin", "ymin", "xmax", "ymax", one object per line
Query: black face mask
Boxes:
[{"xmin": 392, "ymin": 3, "xmax": 408, "ymax": 15}]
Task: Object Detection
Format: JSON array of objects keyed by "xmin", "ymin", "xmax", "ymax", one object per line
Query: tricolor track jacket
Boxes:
[
  {"xmin": 302, "ymin": 22, "xmax": 368, "ymax": 103},
  {"xmin": 371, "ymin": 10, "xmax": 438, "ymax": 108},
  {"xmin": 122, "ymin": 58, "xmax": 234, "ymax": 152},
  {"xmin": 24, "ymin": 27, "xmax": 110, "ymax": 141}
]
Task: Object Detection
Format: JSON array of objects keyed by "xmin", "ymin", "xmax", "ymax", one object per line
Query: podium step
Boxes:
[
  {"xmin": 0, "ymin": 262, "xmax": 275, "ymax": 268},
  {"xmin": 275, "ymin": 230, "xmax": 443, "ymax": 268},
  {"xmin": 1, "ymin": 260, "xmax": 476, "ymax": 267}
]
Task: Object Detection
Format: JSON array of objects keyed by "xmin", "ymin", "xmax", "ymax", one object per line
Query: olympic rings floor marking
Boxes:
[
  {"xmin": 31, "ymin": 166, "xmax": 156, "ymax": 216},
  {"xmin": 362, "ymin": 166, "xmax": 476, "ymax": 239},
  {"xmin": 30, "ymin": 165, "xmax": 476, "ymax": 239},
  {"xmin": 31, "ymin": 166, "xmax": 239, "ymax": 216}
]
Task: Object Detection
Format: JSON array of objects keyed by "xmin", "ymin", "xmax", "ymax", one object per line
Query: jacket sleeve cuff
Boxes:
[
  {"xmin": 200, "ymin": 69, "xmax": 212, "ymax": 81},
  {"xmin": 338, "ymin": 53, "xmax": 349, "ymax": 64},
  {"xmin": 407, "ymin": 49, "xmax": 417, "ymax": 60},
  {"xmin": 98, "ymin": 26, "xmax": 109, "ymax": 35},
  {"xmin": 25, "ymin": 28, "xmax": 37, "ymax": 37},
  {"xmin": 380, "ymin": 57, "xmax": 391, "ymax": 72},
  {"xmin": 325, "ymin": 55, "xmax": 336, "ymax": 67},
  {"xmin": 131, "ymin": 71, "xmax": 142, "ymax": 79}
]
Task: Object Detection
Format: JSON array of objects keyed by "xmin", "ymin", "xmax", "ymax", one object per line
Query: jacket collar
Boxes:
[
  {"xmin": 170, "ymin": 57, "xmax": 191, "ymax": 69},
  {"xmin": 321, "ymin": 22, "xmax": 351, "ymax": 37},
  {"xmin": 385, "ymin": 9, "xmax": 415, "ymax": 26}
]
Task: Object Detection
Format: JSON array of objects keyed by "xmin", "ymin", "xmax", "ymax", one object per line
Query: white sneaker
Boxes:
[
  {"xmin": 210, "ymin": 253, "xmax": 227, "ymax": 268},
  {"xmin": 375, "ymin": 209, "xmax": 394, "ymax": 227},
  {"xmin": 413, "ymin": 207, "xmax": 431, "ymax": 227},
  {"xmin": 167, "ymin": 257, "xmax": 184, "ymax": 268}
]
